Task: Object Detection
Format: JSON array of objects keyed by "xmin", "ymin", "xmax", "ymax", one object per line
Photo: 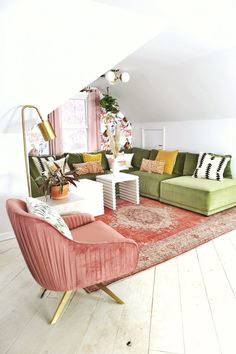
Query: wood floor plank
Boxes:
[
  {"xmin": 149, "ymin": 351, "xmax": 182, "ymax": 354},
  {"xmin": 149, "ymin": 258, "xmax": 184, "ymax": 354},
  {"xmin": 197, "ymin": 241, "xmax": 236, "ymax": 354},
  {"xmin": 1, "ymin": 234, "xmax": 236, "ymax": 354},
  {"xmin": 178, "ymin": 248, "xmax": 221, "ymax": 354},
  {"xmin": 0, "ymin": 268, "xmax": 48, "ymax": 354},
  {"xmin": 0, "ymin": 238, "xmax": 17, "ymax": 253},
  {"xmin": 213, "ymin": 234, "xmax": 236, "ymax": 297},
  {"xmin": 0, "ymin": 247, "xmax": 25, "ymax": 290},
  {"xmin": 112, "ymin": 268, "xmax": 155, "ymax": 354},
  {"xmin": 6, "ymin": 289, "xmax": 103, "ymax": 354},
  {"xmin": 227, "ymin": 229, "xmax": 236, "ymax": 249}
]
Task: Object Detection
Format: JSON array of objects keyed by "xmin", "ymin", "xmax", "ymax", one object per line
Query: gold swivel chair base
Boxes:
[{"xmin": 50, "ymin": 283, "xmax": 124, "ymax": 325}]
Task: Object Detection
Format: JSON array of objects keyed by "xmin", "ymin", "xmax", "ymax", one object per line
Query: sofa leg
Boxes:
[
  {"xmin": 97, "ymin": 283, "xmax": 125, "ymax": 304},
  {"xmin": 50, "ymin": 290, "xmax": 73, "ymax": 325}
]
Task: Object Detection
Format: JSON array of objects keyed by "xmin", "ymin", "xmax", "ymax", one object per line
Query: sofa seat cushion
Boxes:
[
  {"xmin": 71, "ymin": 220, "xmax": 139, "ymax": 287},
  {"xmin": 77, "ymin": 170, "xmax": 111, "ymax": 181},
  {"xmin": 131, "ymin": 170, "xmax": 176, "ymax": 199},
  {"xmin": 72, "ymin": 220, "xmax": 128, "ymax": 243},
  {"xmin": 121, "ymin": 167, "xmax": 139, "ymax": 174},
  {"xmin": 160, "ymin": 176, "xmax": 236, "ymax": 215}
]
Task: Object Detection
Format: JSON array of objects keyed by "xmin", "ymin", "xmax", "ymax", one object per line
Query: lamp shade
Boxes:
[
  {"xmin": 120, "ymin": 72, "xmax": 130, "ymax": 83},
  {"xmin": 105, "ymin": 70, "xmax": 116, "ymax": 83},
  {"xmin": 37, "ymin": 120, "xmax": 56, "ymax": 141}
]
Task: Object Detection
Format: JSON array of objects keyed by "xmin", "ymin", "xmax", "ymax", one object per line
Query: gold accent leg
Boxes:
[
  {"xmin": 40, "ymin": 288, "xmax": 47, "ymax": 299},
  {"xmin": 97, "ymin": 283, "xmax": 125, "ymax": 304},
  {"xmin": 50, "ymin": 290, "xmax": 73, "ymax": 325}
]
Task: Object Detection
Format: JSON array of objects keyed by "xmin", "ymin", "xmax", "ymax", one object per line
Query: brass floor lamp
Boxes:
[{"xmin": 21, "ymin": 105, "xmax": 56, "ymax": 196}]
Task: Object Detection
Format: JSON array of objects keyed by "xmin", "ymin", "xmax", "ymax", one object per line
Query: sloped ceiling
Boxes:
[
  {"xmin": 91, "ymin": 0, "xmax": 236, "ymax": 122},
  {"xmin": 0, "ymin": 0, "xmax": 165, "ymax": 130}
]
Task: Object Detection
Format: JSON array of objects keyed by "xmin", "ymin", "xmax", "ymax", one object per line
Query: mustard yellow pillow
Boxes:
[
  {"xmin": 82, "ymin": 153, "xmax": 102, "ymax": 163},
  {"xmin": 156, "ymin": 150, "xmax": 178, "ymax": 174}
]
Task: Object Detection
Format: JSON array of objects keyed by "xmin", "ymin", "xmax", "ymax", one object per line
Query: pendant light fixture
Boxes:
[{"xmin": 103, "ymin": 69, "xmax": 130, "ymax": 85}]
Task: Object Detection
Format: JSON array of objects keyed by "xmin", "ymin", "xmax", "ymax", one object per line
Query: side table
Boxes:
[
  {"xmin": 37, "ymin": 179, "xmax": 104, "ymax": 216},
  {"xmin": 96, "ymin": 172, "xmax": 139, "ymax": 210}
]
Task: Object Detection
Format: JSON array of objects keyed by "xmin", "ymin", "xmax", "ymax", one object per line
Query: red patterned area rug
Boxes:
[{"xmin": 96, "ymin": 197, "xmax": 236, "ymax": 275}]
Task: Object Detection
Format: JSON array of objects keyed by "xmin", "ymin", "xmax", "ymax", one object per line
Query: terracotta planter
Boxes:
[{"xmin": 51, "ymin": 183, "xmax": 69, "ymax": 200}]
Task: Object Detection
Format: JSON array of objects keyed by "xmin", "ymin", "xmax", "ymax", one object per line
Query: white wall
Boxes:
[
  {"xmin": 0, "ymin": 0, "xmax": 165, "ymax": 238},
  {"xmin": 132, "ymin": 119, "xmax": 236, "ymax": 176}
]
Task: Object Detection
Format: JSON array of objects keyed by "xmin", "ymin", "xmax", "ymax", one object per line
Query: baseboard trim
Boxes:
[{"xmin": 0, "ymin": 231, "xmax": 15, "ymax": 241}]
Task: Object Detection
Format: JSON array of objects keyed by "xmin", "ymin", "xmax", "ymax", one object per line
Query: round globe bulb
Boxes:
[
  {"xmin": 105, "ymin": 71, "xmax": 116, "ymax": 83},
  {"xmin": 120, "ymin": 72, "xmax": 130, "ymax": 83}
]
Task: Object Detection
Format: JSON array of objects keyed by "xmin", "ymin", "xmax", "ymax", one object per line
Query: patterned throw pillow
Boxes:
[
  {"xmin": 193, "ymin": 153, "xmax": 230, "ymax": 181},
  {"xmin": 46, "ymin": 157, "xmax": 70, "ymax": 173},
  {"xmin": 26, "ymin": 197, "xmax": 72, "ymax": 239},
  {"xmin": 123, "ymin": 153, "xmax": 134, "ymax": 168},
  {"xmin": 82, "ymin": 153, "xmax": 102, "ymax": 163},
  {"xmin": 106, "ymin": 154, "xmax": 128, "ymax": 171},
  {"xmin": 140, "ymin": 159, "xmax": 165, "ymax": 174},
  {"xmin": 73, "ymin": 161, "xmax": 104, "ymax": 176},
  {"xmin": 32, "ymin": 156, "xmax": 55, "ymax": 177}
]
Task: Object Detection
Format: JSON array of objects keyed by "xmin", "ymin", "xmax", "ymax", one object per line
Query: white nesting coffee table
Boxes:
[
  {"xmin": 37, "ymin": 179, "xmax": 104, "ymax": 216},
  {"xmin": 96, "ymin": 172, "xmax": 139, "ymax": 210}
]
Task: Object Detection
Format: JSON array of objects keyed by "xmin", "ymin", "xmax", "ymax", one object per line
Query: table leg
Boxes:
[
  {"xmin": 120, "ymin": 179, "xmax": 140, "ymax": 204},
  {"xmin": 102, "ymin": 180, "xmax": 116, "ymax": 210}
]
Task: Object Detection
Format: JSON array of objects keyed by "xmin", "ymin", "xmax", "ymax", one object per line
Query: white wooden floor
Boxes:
[{"xmin": 0, "ymin": 230, "xmax": 236, "ymax": 354}]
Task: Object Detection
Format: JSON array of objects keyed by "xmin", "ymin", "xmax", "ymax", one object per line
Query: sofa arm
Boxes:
[{"xmin": 63, "ymin": 213, "xmax": 95, "ymax": 229}]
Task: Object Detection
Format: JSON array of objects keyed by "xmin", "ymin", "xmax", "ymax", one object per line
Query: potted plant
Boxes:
[
  {"xmin": 36, "ymin": 159, "xmax": 78, "ymax": 200},
  {"xmin": 100, "ymin": 94, "xmax": 119, "ymax": 113}
]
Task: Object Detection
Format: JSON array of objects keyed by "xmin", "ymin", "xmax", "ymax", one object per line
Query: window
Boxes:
[{"xmin": 61, "ymin": 92, "xmax": 88, "ymax": 152}]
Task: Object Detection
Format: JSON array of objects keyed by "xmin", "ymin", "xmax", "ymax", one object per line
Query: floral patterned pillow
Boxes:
[
  {"xmin": 140, "ymin": 159, "xmax": 165, "ymax": 174},
  {"xmin": 73, "ymin": 161, "xmax": 104, "ymax": 176},
  {"xmin": 26, "ymin": 197, "xmax": 72, "ymax": 239}
]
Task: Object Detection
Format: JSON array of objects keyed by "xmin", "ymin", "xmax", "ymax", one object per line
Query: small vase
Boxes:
[{"xmin": 112, "ymin": 158, "xmax": 120, "ymax": 177}]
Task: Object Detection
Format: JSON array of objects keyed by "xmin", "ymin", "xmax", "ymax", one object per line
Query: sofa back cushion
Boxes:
[
  {"xmin": 149, "ymin": 149, "xmax": 159, "ymax": 160},
  {"xmin": 172, "ymin": 152, "xmax": 187, "ymax": 175},
  {"xmin": 132, "ymin": 148, "xmax": 151, "ymax": 168},
  {"xmin": 183, "ymin": 153, "xmax": 199, "ymax": 176},
  {"xmin": 67, "ymin": 153, "xmax": 83, "ymax": 170},
  {"xmin": 183, "ymin": 152, "xmax": 232, "ymax": 178}
]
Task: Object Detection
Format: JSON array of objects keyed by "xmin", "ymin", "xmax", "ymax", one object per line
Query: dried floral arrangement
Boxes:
[{"xmin": 107, "ymin": 125, "xmax": 120, "ymax": 159}]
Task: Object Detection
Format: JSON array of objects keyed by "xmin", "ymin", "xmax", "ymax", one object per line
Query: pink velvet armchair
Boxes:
[{"xmin": 6, "ymin": 199, "xmax": 138, "ymax": 324}]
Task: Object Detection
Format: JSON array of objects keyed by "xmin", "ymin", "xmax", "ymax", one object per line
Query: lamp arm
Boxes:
[
  {"xmin": 21, "ymin": 105, "xmax": 44, "ymax": 122},
  {"xmin": 21, "ymin": 105, "xmax": 37, "ymax": 196},
  {"xmin": 21, "ymin": 105, "xmax": 56, "ymax": 197}
]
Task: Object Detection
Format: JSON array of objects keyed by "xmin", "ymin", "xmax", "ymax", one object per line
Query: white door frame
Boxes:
[{"xmin": 141, "ymin": 127, "xmax": 165, "ymax": 149}]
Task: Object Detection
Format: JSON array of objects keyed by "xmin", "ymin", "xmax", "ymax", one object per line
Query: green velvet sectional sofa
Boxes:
[{"xmin": 29, "ymin": 147, "xmax": 236, "ymax": 216}]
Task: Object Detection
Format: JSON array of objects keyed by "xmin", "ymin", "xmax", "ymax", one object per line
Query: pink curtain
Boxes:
[
  {"xmin": 87, "ymin": 89, "xmax": 101, "ymax": 151},
  {"xmin": 48, "ymin": 107, "xmax": 63, "ymax": 155}
]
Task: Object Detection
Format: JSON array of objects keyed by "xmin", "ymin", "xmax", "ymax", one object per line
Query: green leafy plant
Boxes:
[
  {"xmin": 100, "ymin": 94, "xmax": 119, "ymax": 113},
  {"xmin": 36, "ymin": 157, "xmax": 78, "ymax": 198}
]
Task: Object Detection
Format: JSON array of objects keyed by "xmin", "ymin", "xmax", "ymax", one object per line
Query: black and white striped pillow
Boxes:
[
  {"xmin": 32, "ymin": 156, "xmax": 55, "ymax": 177},
  {"xmin": 193, "ymin": 153, "xmax": 230, "ymax": 181}
]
